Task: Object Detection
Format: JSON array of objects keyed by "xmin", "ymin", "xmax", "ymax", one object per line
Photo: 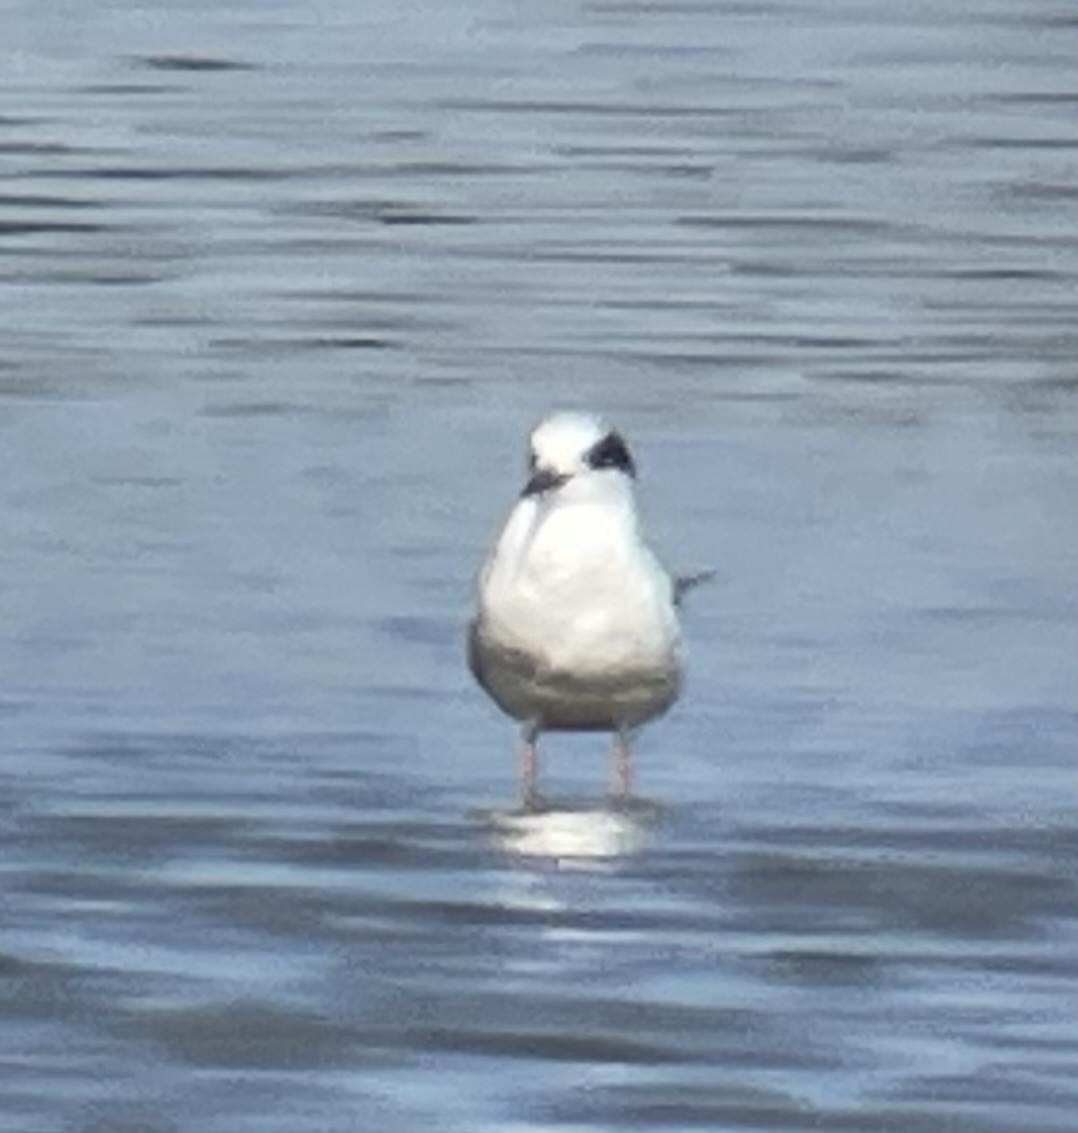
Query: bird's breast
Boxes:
[{"xmin": 481, "ymin": 504, "xmax": 680, "ymax": 677}]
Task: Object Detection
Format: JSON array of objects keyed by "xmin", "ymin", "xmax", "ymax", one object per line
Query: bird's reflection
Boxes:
[{"xmin": 478, "ymin": 797, "xmax": 665, "ymax": 865}]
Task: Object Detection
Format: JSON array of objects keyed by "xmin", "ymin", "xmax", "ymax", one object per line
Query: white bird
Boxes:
[{"xmin": 468, "ymin": 411, "xmax": 705, "ymax": 809}]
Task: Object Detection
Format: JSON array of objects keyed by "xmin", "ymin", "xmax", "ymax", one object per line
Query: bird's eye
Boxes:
[
  {"xmin": 527, "ymin": 449, "xmax": 538, "ymax": 473},
  {"xmin": 586, "ymin": 431, "xmax": 635, "ymax": 477}
]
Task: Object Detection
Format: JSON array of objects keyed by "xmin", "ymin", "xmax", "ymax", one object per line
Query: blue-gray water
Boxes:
[{"xmin": 3, "ymin": 1, "xmax": 1077, "ymax": 1129}]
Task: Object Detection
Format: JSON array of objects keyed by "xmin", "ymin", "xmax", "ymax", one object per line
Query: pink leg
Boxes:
[
  {"xmin": 612, "ymin": 730, "xmax": 633, "ymax": 801},
  {"xmin": 519, "ymin": 723, "xmax": 541, "ymax": 810}
]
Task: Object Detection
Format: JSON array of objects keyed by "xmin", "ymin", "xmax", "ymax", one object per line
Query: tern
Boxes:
[{"xmin": 468, "ymin": 411, "xmax": 706, "ymax": 809}]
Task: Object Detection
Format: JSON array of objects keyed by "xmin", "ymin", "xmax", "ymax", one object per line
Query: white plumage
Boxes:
[{"xmin": 469, "ymin": 411, "xmax": 688, "ymax": 807}]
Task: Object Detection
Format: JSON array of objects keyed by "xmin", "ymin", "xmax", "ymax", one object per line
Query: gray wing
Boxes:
[{"xmin": 466, "ymin": 617, "xmax": 486, "ymax": 686}]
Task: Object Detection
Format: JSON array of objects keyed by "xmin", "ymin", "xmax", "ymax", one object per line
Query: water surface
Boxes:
[{"xmin": 2, "ymin": 0, "xmax": 1077, "ymax": 1128}]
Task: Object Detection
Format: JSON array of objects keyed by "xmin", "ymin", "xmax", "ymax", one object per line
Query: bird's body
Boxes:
[{"xmin": 469, "ymin": 412, "xmax": 690, "ymax": 807}]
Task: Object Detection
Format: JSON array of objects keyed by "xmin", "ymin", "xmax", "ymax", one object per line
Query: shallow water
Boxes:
[{"xmin": 2, "ymin": 0, "xmax": 1077, "ymax": 1129}]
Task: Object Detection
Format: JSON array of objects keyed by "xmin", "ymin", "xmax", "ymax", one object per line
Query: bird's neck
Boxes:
[
  {"xmin": 551, "ymin": 471, "xmax": 637, "ymax": 515},
  {"xmin": 536, "ymin": 474, "xmax": 642, "ymax": 547}
]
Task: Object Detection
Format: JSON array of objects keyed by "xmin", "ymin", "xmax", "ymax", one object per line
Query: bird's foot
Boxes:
[{"xmin": 520, "ymin": 788, "xmax": 549, "ymax": 815}]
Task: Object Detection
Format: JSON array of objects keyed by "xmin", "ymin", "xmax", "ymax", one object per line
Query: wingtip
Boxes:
[{"xmin": 673, "ymin": 568, "xmax": 717, "ymax": 606}]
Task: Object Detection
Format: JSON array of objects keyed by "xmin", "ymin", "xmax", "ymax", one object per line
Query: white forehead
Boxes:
[{"xmin": 529, "ymin": 411, "xmax": 608, "ymax": 469}]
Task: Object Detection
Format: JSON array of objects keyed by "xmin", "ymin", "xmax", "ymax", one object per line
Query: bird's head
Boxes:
[{"xmin": 522, "ymin": 411, "xmax": 636, "ymax": 498}]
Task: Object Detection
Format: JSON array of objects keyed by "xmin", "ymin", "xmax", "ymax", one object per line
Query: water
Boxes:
[{"xmin": 2, "ymin": 0, "xmax": 1077, "ymax": 1128}]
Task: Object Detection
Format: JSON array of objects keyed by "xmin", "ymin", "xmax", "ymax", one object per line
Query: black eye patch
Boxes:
[{"xmin": 586, "ymin": 431, "xmax": 635, "ymax": 477}]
